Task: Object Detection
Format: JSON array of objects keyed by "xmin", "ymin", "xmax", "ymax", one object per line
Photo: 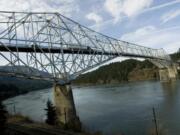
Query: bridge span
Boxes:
[{"xmin": 0, "ymin": 11, "xmax": 177, "ymax": 127}]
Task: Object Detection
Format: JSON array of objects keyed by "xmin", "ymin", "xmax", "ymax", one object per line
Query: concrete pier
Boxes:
[
  {"xmin": 53, "ymin": 83, "xmax": 81, "ymax": 129},
  {"xmin": 159, "ymin": 66, "xmax": 178, "ymax": 82}
]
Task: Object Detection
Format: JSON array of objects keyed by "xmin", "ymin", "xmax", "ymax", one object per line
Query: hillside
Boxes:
[
  {"xmin": 0, "ymin": 66, "xmax": 52, "ymax": 100},
  {"xmin": 74, "ymin": 50, "xmax": 180, "ymax": 85},
  {"xmin": 170, "ymin": 51, "xmax": 180, "ymax": 61},
  {"xmin": 0, "ymin": 77, "xmax": 52, "ymax": 100},
  {"xmin": 73, "ymin": 59, "xmax": 159, "ymax": 85}
]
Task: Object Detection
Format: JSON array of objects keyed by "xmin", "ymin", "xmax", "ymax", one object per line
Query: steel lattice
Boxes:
[{"xmin": 0, "ymin": 11, "xmax": 172, "ymax": 84}]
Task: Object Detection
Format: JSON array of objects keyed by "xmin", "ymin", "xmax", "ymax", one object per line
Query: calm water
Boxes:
[{"xmin": 4, "ymin": 80, "xmax": 180, "ymax": 135}]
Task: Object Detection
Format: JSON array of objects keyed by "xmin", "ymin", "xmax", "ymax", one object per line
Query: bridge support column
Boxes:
[
  {"xmin": 53, "ymin": 83, "xmax": 81, "ymax": 130},
  {"xmin": 159, "ymin": 66, "xmax": 178, "ymax": 82}
]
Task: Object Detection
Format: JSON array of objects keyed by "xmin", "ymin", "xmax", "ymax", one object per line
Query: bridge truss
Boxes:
[{"xmin": 0, "ymin": 11, "xmax": 171, "ymax": 84}]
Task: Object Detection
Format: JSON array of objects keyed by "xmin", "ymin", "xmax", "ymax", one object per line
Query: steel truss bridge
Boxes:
[{"xmin": 0, "ymin": 11, "xmax": 172, "ymax": 84}]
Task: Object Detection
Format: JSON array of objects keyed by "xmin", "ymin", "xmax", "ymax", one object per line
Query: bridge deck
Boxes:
[
  {"xmin": 0, "ymin": 45, "xmax": 164, "ymax": 60},
  {"xmin": 0, "ymin": 11, "xmax": 171, "ymax": 83}
]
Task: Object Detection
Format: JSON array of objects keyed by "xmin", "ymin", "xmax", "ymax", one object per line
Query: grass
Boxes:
[{"xmin": 7, "ymin": 113, "xmax": 33, "ymax": 124}]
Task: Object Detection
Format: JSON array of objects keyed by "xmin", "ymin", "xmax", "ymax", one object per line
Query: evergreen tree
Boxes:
[
  {"xmin": 45, "ymin": 99, "xmax": 57, "ymax": 125},
  {"xmin": 0, "ymin": 99, "xmax": 7, "ymax": 135}
]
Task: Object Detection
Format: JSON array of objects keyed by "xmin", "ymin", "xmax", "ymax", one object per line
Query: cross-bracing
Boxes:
[{"xmin": 0, "ymin": 11, "xmax": 172, "ymax": 84}]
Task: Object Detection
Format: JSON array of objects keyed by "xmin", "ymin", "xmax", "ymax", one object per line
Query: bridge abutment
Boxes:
[
  {"xmin": 53, "ymin": 83, "xmax": 81, "ymax": 130},
  {"xmin": 159, "ymin": 66, "xmax": 178, "ymax": 82}
]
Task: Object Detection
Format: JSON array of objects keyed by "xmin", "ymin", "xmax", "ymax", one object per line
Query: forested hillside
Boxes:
[
  {"xmin": 0, "ymin": 66, "xmax": 52, "ymax": 100},
  {"xmin": 0, "ymin": 76, "xmax": 52, "ymax": 100},
  {"xmin": 74, "ymin": 50, "xmax": 180, "ymax": 85},
  {"xmin": 170, "ymin": 51, "xmax": 180, "ymax": 61},
  {"xmin": 73, "ymin": 59, "xmax": 158, "ymax": 85}
]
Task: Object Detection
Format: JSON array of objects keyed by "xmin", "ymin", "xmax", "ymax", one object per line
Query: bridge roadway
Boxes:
[{"xmin": 0, "ymin": 44, "xmax": 167, "ymax": 60}]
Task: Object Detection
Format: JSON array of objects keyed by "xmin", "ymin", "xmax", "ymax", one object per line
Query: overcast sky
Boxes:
[{"xmin": 0, "ymin": 0, "xmax": 180, "ymax": 53}]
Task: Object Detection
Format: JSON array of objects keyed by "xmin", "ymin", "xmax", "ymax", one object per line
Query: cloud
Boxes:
[
  {"xmin": 86, "ymin": 12, "xmax": 103, "ymax": 24},
  {"xmin": 90, "ymin": 0, "xmax": 180, "ymax": 30},
  {"xmin": 142, "ymin": 0, "xmax": 180, "ymax": 14},
  {"xmin": 121, "ymin": 26, "xmax": 156, "ymax": 42},
  {"xmin": 0, "ymin": 0, "xmax": 79, "ymax": 17},
  {"xmin": 104, "ymin": 0, "xmax": 153, "ymax": 23},
  {"xmin": 86, "ymin": 12, "xmax": 103, "ymax": 31},
  {"xmin": 121, "ymin": 25, "xmax": 180, "ymax": 53},
  {"xmin": 104, "ymin": 0, "xmax": 123, "ymax": 23},
  {"xmin": 161, "ymin": 9, "xmax": 180, "ymax": 23},
  {"xmin": 123, "ymin": 0, "xmax": 153, "ymax": 17}
]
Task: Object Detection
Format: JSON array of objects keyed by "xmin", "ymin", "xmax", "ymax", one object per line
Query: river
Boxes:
[{"xmin": 4, "ymin": 80, "xmax": 180, "ymax": 135}]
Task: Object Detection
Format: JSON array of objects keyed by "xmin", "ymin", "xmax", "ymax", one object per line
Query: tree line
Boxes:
[{"xmin": 74, "ymin": 59, "xmax": 156, "ymax": 84}]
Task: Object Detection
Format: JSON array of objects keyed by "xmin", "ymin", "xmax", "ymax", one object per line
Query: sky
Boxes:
[{"xmin": 0, "ymin": 0, "xmax": 180, "ymax": 53}]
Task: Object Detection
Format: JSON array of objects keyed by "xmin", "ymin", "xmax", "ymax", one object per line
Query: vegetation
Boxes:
[
  {"xmin": 170, "ymin": 49, "xmax": 180, "ymax": 61},
  {"xmin": 0, "ymin": 99, "xmax": 7, "ymax": 135},
  {"xmin": 73, "ymin": 49, "xmax": 180, "ymax": 85},
  {"xmin": 74, "ymin": 59, "xmax": 157, "ymax": 85},
  {"xmin": 0, "ymin": 84, "xmax": 20, "ymax": 100},
  {"xmin": 45, "ymin": 100, "xmax": 57, "ymax": 125},
  {"xmin": 8, "ymin": 114, "xmax": 33, "ymax": 124},
  {"xmin": 0, "ymin": 77, "xmax": 52, "ymax": 100},
  {"xmin": 170, "ymin": 49, "xmax": 180, "ymax": 77},
  {"xmin": 64, "ymin": 117, "xmax": 82, "ymax": 132}
]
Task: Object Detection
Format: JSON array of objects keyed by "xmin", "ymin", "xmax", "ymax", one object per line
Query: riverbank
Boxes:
[
  {"xmin": 5, "ymin": 80, "xmax": 180, "ymax": 135},
  {"xmin": 6, "ymin": 114, "xmax": 104, "ymax": 135}
]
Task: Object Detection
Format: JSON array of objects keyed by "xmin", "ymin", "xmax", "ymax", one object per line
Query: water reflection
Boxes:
[
  {"xmin": 158, "ymin": 81, "xmax": 180, "ymax": 135},
  {"xmin": 4, "ymin": 80, "xmax": 180, "ymax": 135},
  {"xmin": 161, "ymin": 81, "xmax": 177, "ymax": 95},
  {"xmin": 161, "ymin": 81, "xmax": 178, "ymax": 105}
]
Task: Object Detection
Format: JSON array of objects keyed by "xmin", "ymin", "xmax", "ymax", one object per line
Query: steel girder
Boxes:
[{"xmin": 0, "ymin": 11, "xmax": 172, "ymax": 84}]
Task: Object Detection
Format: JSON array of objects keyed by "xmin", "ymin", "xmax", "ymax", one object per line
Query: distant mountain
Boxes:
[
  {"xmin": 0, "ymin": 66, "xmax": 52, "ymax": 100},
  {"xmin": 0, "ymin": 66, "xmax": 51, "ymax": 78}
]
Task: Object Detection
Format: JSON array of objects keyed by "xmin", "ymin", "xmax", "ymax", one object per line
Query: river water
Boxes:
[{"xmin": 4, "ymin": 80, "xmax": 180, "ymax": 135}]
